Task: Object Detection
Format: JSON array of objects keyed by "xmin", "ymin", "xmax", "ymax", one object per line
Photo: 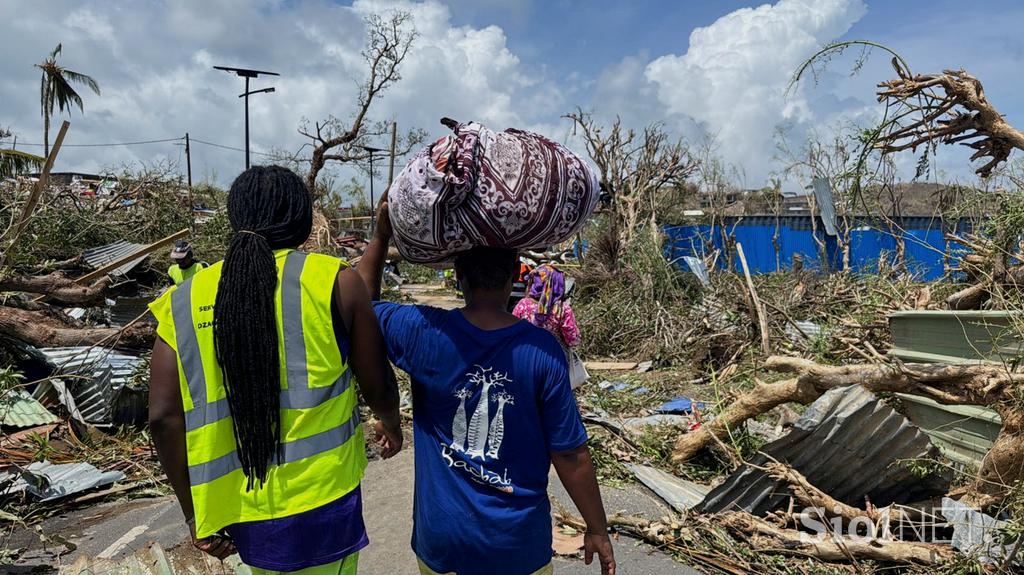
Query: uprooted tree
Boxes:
[
  {"xmin": 875, "ymin": 58, "xmax": 1024, "ymax": 178},
  {"xmin": 673, "ymin": 357, "xmax": 1024, "ymax": 510},
  {"xmin": 301, "ymin": 11, "xmax": 426, "ymax": 198},
  {"xmin": 566, "ymin": 109, "xmax": 698, "ymax": 268}
]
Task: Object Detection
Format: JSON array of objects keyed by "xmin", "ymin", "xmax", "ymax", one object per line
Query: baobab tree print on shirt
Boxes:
[{"xmin": 443, "ymin": 366, "xmax": 517, "ymax": 492}]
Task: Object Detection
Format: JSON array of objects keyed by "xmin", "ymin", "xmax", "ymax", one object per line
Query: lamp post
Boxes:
[
  {"xmin": 213, "ymin": 66, "xmax": 279, "ymax": 169},
  {"xmin": 361, "ymin": 145, "xmax": 386, "ymax": 232}
]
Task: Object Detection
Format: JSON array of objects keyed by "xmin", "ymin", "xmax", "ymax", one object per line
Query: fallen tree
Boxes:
[
  {"xmin": 673, "ymin": 356, "xmax": 1024, "ymax": 509},
  {"xmin": 556, "ymin": 507, "xmax": 955, "ymax": 568},
  {"xmin": 0, "ymin": 272, "xmax": 112, "ymax": 306},
  {"xmin": 719, "ymin": 511, "xmax": 955, "ymax": 565},
  {"xmin": 0, "ymin": 305, "xmax": 154, "ymax": 348}
]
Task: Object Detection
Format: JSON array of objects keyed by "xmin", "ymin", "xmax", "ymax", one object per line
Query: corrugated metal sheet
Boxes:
[
  {"xmin": 897, "ymin": 394, "xmax": 1001, "ymax": 467},
  {"xmin": 0, "ymin": 461, "xmax": 124, "ymax": 501},
  {"xmin": 38, "ymin": 347, "xmax": 142, "ymax": 382},
  {"xmin": 0, "ymin": 389, "xmax": 58, "ymax": 427},
  {"xmin": 682, "ymin": 256, "xmax": 711, "ymax": 288},
  {"xmin": 32, "ymin": 347, "xmax": 144, "ymax": 425},
  {"xmin": 698, "ymin": 385, "xmax": 948, "ymax": 516},
  {"xmin": 109, "ymin": 295, "xmax": 156, "ymax": 326},
  {"xmin": 811, "ymin": 177, "xmax": 838, "ymax": 236},
  {"xmin": 82, "ymin": 239, "xmax": 148, "ymax": 277},
  {"xmin": 627, "ymin": 464, "xmax": 710, "ymax": 512}
]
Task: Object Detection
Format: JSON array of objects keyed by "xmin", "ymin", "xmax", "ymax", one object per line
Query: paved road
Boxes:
[{"xmin": 9, "ymin": 443, "xmax": 698, "ymax": 575}]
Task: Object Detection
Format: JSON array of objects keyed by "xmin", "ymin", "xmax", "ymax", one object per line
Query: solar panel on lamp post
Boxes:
[{"xmin": 213, "ymin": 66, "xmax": 279, "ymax": 170}]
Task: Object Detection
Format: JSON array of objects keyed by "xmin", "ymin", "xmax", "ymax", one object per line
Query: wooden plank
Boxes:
[
  {"xmin": 584, "ymin": 361, "xmax": 637, "ymax": 371},
  {"xmin": 15, "ymin": 121, "xmax": 70, "ymax": 238},
  {"xmin": 0, "ymin": 121, "xmax": 70, "ymax": 267},
  {"xmin": 76, "ymin": 228, "xmax": 189, "ymax": 285},
  {"xmin": 736, "ymin": 242, "xmax": 770, "ymax": 355}
]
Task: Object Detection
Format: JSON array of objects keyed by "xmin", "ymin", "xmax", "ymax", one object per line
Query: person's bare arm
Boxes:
[
  {"xmin": 356, "ymin": 201, "xmax": 392, "ymax": 301},
  {"xmin": 551, "ymin": 445, "xmax": 616, "ymax": 575},
  {"xmin": 335, "ymin": 267, "xmax": 402, "ymax": 456},
  {"xmin": 149, "ymin": 338, "xmax": 235, "ymax": 559}
]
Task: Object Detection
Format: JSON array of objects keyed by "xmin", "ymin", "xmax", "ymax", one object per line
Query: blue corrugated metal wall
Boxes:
[{"xmin": 664, "ymin": 216, "xmax": 974, "ymax": 280}]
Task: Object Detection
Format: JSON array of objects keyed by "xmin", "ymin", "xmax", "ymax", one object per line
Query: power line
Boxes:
[
  {"xmin": 189, "ymin": 137, "xmax": 309, "ymax": 161},
  {"xmin": 12, "ymin": 137, "xmax": 183, "ymax": 148}
]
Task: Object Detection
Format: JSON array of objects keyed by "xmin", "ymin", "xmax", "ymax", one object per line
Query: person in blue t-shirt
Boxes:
[{"xmin": 358, "ymin": 202, "xmax": 616, "ymax": 575}]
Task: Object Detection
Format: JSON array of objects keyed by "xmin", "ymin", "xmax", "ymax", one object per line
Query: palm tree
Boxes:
[
  {"xmin": 0, "ymin": 128, "xmax": 43, "ymax": 180},
  {"xmin": 36, "ymin": 44, "xmax": 100, "ymax": 156}
]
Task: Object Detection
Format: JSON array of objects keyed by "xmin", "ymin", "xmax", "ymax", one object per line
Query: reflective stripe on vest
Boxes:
[
  {"xmin": 170, "ymin": 251, "xmax": 356, "ymax": 485},
  {"xmin": 188, "ymin": 409, "xmax": 361, "ymax": 485}
]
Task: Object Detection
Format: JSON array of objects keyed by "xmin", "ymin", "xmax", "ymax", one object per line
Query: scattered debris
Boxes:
[
  {"xmin": 597, "ymin": 380, "xmax": 630, "ymax": 392},
  {"xmin": 621, "ymin": 414, "xmax": 691, "ymax": 429},
  {"xmin": 1, "ymin": 460, "xmax": 124, "ymax": 501},
  {"xmin": 942, "ymin": 496, "xmax": 1022, "ymax": 567},
  {"xmin": 63, "ymin": 542, "xmax": 252, "ymax": 575},
  {"xmin": 627, "ymin": 464, "xmax": 710, "ymax": 512},
  {"xmin": 656, "ymin": 397, "xmax": 706, "ymax": 415},
  {"xmin": 32, "ymin": 346, "xmax": 145, "ymax": 426},
  {"xmin": 784, "ymin": 319, "xmax": 822, "ymax": 342},
  {"xmin": 552, "ymin": 527, "xmax": 585, "ymax": 556},
  {"xmin": 681, "ymin": 256, "xmax": 711, "ymax": 288}
]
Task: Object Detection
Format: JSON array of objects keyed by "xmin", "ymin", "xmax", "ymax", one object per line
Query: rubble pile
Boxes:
[{"xmin": 0, "ymin": 170, "xmax": 204, "ymax": 538}]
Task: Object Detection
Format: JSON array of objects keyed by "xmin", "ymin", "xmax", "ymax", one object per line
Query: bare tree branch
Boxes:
[{"xmin": 303, "ymin": 11, "xmax": 420, "ymax": 196}]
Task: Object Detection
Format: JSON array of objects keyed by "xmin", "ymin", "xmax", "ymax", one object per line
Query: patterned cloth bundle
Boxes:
[{"xmin": 387, "ymin": 119, "xmax": 601, "ymax": 264}]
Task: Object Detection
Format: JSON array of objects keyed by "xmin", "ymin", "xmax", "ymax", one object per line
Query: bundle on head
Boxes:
[
  {"xmin": 213, "ymin": 165, "xmax": 312, "ymax": 490},
  {"xmin": 387, "ymin": 119, "xmax": 600, "ymax": 264}
]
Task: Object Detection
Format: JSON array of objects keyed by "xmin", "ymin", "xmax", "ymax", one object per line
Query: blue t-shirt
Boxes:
[{"xmin": 375, "ymin": 303, "xmax": 588, "ymax": 575}]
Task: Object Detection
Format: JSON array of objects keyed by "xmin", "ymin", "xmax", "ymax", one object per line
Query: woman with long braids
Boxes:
[{"xmin": 149, "ymin": 166, "xmax": 402, "ymax": 574}]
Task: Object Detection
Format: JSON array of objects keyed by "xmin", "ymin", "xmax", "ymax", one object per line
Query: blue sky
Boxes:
[{"xmin": 1, "ymin": 0, "xmax": 1021, "ymax": 191}]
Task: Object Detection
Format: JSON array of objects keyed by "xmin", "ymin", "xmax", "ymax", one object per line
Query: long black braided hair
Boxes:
[{"xmin": 213, "ymin": 166, "xmax": 313, "ymax": 490}]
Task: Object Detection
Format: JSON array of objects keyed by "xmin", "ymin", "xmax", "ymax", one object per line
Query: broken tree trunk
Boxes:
[
  {"xmin": 673, "ymin": 356, "xmax": 1024, "ymax": 508},
  {"xmin": 0, "ymin": 272, "xmax": 112, "ymax": 306},
  {"xmin": 719, "ymin": 512, "xmax": 954, "ymax": 565},
  {"xmin": 0, "ymin": 305, "xmax": 154, "ymax": 348},
  {"xmin": 556, "ymin": 508, "xmax": 954, "ymax": 567}
]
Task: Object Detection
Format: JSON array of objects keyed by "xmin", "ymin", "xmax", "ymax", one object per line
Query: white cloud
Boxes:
[
  {"xmin": 641, "ymin": 0, "xmax": 867, "ymax": 185},
  {"xmin": 0, "ymin": 0, "xmax": 555, "ymax": 189}
]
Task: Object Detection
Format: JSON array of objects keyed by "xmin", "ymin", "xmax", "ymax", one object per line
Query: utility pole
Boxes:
[
  {"xmin": 184, "ymin": 133, "xmax": 194, "ymax": 214},
  {"xmin": 361, "ymin": 145, "xmax": 387, "ymax": 233},
  {"xmin": 213, "ymin": 66, "xmax": 279, "ymax": 170},
  {"xmin": 184, "ymin": 133, "xmax": 192, "ymax": 188},
  {"xmin": 387, "ymin": 121, "xmax": 398, "ymax": 191}
]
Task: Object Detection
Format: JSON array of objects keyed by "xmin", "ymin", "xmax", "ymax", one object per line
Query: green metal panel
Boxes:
[
  {"xmin": 888, "ymin": 310, "xmax": 1024, "ymax": 362},
  {"xmin": 896, "ymin": 394, "xmax": 1002, "ymax": 467},
  {"xmin": 0, "ymin": 389, "xmax": 58, "ymax": 427},
  {"xmin": 887, "ymin": 311, "xmax": 1009, "ymax": 467}
]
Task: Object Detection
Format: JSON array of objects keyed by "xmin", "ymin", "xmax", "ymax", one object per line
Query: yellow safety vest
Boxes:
[
  {"xmin": 149, "ymin": 249, "xmax": 365, "ymax": 539},
  {"xmin": 168, "ymin": 262, "xmax": 208, "ymax": 285}
]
